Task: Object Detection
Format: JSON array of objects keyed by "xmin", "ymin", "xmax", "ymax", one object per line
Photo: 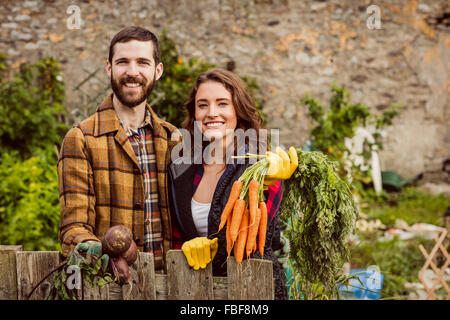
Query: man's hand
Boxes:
[
  {"xmin": 264, "ymin": 146, "xmax": 298, "ymax": 189},
  {"xmin": 181, "ymin": 237, "xmax": 218, "ymax": 270},
  {"xmin": 75, "ymin": 241, "xmax": 108, "ymax": 271}
]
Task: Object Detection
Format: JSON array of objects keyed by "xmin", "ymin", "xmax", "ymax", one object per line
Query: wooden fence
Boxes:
[
  {"xmin": 0, "ymin": 246, "xmax": 274, "ymax": 300},
  {"xmin": 418, "ymin": 230, "xmax": 450, "ymax": 300}
]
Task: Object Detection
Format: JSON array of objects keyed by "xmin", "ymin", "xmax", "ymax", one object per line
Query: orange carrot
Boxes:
[
  {"xmin": 218, "ymin": 180, "xmax": 243, "ymax": 232},
  {"xmin": 246, "ymin": 207, "xmax": 261, "ymax": 258},
  {"xmin": 226, "ymin": 210, "xmax": 233, "ymax": 256},
  {"xmin": 234, "ymin": 208, "xmax": 249, "ymax": 264},
  {"xmin": 229, "ymin": 199, "xmax": 246, "ymax": 243},
  {"xmin": 248, "ymin": 179, "xmax": 259, "ymax": 227},
  {"xmin": 258, "ymin": 201, "xmax": 268, "ymax": 257}
]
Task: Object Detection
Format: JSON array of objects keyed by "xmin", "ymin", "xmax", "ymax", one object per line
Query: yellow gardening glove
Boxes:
[
  {"xmin": 264, "ymin": 147, "xmax": 298, "ymax": 189},
  {"xmin": 182, "ymin": 237, "xmax": 218, "ymax": 270}
]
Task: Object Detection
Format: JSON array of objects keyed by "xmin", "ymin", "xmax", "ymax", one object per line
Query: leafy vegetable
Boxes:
[
  {"xmin": 46, "ymin": 251, "xmax": 114, "ymax": 300},
  {"xmin": 280, "ymin": 148, "xmax": 358, "ymax": 298}
]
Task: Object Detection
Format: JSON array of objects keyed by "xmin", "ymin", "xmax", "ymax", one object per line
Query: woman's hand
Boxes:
[
  {"xmin": 264, "ymin": 147, "xmax": 298, "ymax": 189},
  {"xmin": 181, "ymin": 237, "xmax": 218, "ymax": 270}
]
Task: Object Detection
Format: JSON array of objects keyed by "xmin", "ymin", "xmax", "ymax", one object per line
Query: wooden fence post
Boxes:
[
  {"xmin": 166, "ymin": 250, "xmax": 214, "ymax": 300},
  {"xmin": 0, "ymin": 245, "xmax": 22, "ymax": 300},
  {"xmin": 227, "ymin": 257, "xmax": 274, "ymax": 300},
  {"xmin": 122, "ymin": 252, "xmax": 156, "ymax": 300},
  {"xmin": 16, "ymin": 251, "xmax": 60, "ymax": 300}
]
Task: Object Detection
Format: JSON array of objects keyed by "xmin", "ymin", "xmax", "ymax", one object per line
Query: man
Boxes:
[{"xmin": 58, "ymin": 26, "xmax": 180, "ymax": 271}]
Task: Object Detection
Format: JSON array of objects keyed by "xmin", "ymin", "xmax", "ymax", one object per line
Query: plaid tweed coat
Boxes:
[{"xmin": 58, "ymin": 94, "xmax": 181, "ymax": 264}]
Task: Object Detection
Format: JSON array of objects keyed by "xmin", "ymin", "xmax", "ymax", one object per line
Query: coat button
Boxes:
[
  {"xmin": 134, "ymin": 238, "xmax": 143, "ymax": 246},
  {"xmin": 134, "ymin": 202, "xmax": 143, "ymax": 209}
]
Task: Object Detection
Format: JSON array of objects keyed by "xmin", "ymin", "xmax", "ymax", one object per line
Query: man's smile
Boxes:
[{"xmin": 123, "ymin": 82, "xmax": 141, "ymax": 88}]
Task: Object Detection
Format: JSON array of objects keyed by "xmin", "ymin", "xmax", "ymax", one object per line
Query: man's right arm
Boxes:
[{"xmin": 58, "ymin": 126, "xmax": 100, "ymax": 257}]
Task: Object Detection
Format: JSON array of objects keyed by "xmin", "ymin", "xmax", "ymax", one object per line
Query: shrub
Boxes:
[
  {"xmin": 0, "ymin": 55, "xmax": 67, "ymax": 158},
  {"xmin": 0, "ymin": 55, "xmax": 66, "ymax": 250},
  {"xmin": 301, "ymin": 83, "xmax": 401, "ymax": 197},
  {"xmin": 0, "ymin": 149, "xmax": 60, "ymax": 251}
]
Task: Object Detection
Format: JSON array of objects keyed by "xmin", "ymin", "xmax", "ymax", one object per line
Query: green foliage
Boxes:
[
  {"xmin": 150, "ymin": 30, "xmax": 266, "ymax": 127},
  {"xmin": 0, "ymin": 148, "xmax": 60, "ymax": 251},
  {"xmin": 0, "ymin": 52, "xmax": 7, "ymax": 81},
  {"xmin": 280, "ymin": 148, "xmax": 358, "ymax": 298},
  {"xmin": 0, "ymin": 55, "xmax": 66, "ymax": 251},
  {"xmin": 48, "ymin": 250, "xmax": 113, "ymax": 300},
  {"xmin": 301, "ymin": 83, "xmax": 401, "ymax": 194},
  {"xmin": 0, "ymin": 56, "xmax": 68, "ymax": 158}
]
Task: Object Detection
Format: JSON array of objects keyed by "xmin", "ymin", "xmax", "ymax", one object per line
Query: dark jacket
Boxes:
[{"xmin": 168, "ymin": 158, "xmax": 287, "ymax": 300}]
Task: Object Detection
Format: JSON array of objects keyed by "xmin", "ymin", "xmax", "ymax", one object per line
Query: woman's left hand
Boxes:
[
  {"xmin": 181, "ymin": 237, "xmax": 218, "ymax": 270},
  {"xmin": 264, "ymin": 146, "xmax": 298, "ymax": 188}
]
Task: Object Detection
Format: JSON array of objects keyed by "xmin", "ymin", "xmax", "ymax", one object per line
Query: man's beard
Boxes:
[{"xmin": 110, "ymin": 71, "xmax": 156, "ymax": 108}]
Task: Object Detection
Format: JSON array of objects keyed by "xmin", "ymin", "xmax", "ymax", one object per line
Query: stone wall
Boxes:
[{"xmin": 1, "ymin": 0, "xmax": 449, "ymax": 181}]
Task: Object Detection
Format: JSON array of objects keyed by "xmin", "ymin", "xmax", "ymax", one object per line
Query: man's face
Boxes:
[{"xmin": 106, "ymin": 40, "xmax": 163, "ymax": 108}]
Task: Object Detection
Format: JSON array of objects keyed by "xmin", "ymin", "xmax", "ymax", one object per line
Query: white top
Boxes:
[{"xmin": 191, "ymin": 198, "xmax": 211, "ymax": 237}]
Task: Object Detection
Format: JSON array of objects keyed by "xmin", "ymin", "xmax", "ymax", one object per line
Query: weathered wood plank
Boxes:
[
  {"xmin": 155, "ymin": 274, "xmax": 168, "ymax": 300},
  {"xmin": 122, "ymin": 252, "xmax": 156, "ymax": 300},
  {"xmin": 227, "ymin": 257, "xmax": 273, "ymax": 300},
  {"xmin": 16, "ymin": 251, "xmax": 60, "ymax": 300},
  {"xmin": 166, "ymin": 250, "xmax": 214, "ymax": 300},
  {"xmin": 0, "ymin": 245, "xmax": 22, "ymax": 300},
  {"xmin": 213, "ymin": 276, "xmax": 228, "ymax": 300},
  {"xmin": 153, "ymin": 274, "xmax": 228, "ymax": 300},
  {"xmin": 83, "ymin": 282, "xmax": 122, "ymax": 300}
]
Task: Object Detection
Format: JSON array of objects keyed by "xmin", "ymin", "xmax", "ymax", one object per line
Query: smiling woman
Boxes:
[
  {"xmin": 168, "ymin": 68, "xmax": 288, "ymax": 300},
  {"xmin": 195, "ymin": 81, "xmax": 237, "ymax": 142},
  {"xmin": 182, "ymin": 69, "xmax": 263, "ymax": 139}
]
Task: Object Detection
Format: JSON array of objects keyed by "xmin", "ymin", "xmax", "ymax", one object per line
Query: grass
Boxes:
[
  {"xmin": 349, "ymin": 186, "xmax": 450, "ymax": 299},
  {"xmin": 360, "ymin": 186, "xmax": 450, "ymax": 227}
]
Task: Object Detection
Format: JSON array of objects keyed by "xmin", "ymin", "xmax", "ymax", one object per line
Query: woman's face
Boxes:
[{"xmin": 194, "ymin": 81, "xmax": 237, "ymax": 141}]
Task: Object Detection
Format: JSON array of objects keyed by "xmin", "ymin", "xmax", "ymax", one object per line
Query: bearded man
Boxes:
[{"xmin": 58, "ymin": 26, "xmax": 181, "ymax": 272}]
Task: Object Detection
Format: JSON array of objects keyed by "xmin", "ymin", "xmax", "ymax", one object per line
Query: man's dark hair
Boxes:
[{"xmin": 108, "ymin": 26, "xmax": 160, "ymax": 64}]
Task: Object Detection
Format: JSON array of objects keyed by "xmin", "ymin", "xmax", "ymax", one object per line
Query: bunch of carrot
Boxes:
[{"xmin": 216, "ymin": 158, "xmax": 269, "ymax": 264}]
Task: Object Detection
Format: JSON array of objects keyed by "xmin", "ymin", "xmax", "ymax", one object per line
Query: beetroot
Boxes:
[
  {"xmin": 122, "ymin": 240, "xmax": 138, "ymax": 266},
  {"xmin": 101, "ymin": 225, "xmax": 133, "ymax": 258},
  {"xmin": 101, "ymin": 225, "xmax": 140, "ymax": 285}
]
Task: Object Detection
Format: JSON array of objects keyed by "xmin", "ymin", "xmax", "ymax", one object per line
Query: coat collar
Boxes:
[
  {"xmin": 92, "ymin": 93, "xmax": 177, "ymax": 172},
  {"xmin": 93, "ymin": 93, "xmax": 174, "ymax": 139}
]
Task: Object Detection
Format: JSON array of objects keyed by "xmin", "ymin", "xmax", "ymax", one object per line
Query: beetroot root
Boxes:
[{"xmin": 111, "ymin": 257, "xmax": 132, "ymax": 284}]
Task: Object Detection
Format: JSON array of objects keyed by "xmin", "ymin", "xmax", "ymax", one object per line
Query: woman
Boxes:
[{"xmin": 168, "ymin": 68, "xmax": 293, "ymax": 300}]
